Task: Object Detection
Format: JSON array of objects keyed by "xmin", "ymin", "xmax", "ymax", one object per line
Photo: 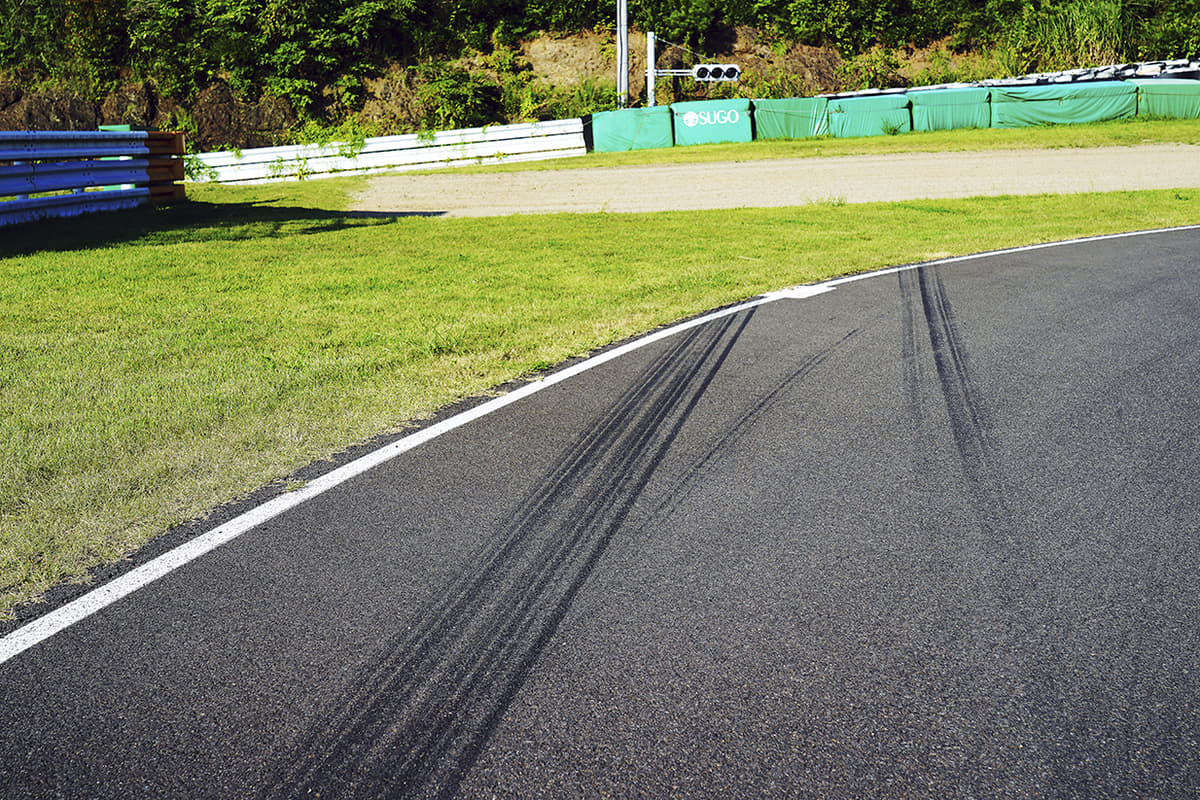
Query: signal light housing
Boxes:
[{"xmin": 692, "ymin": 64, "xmax": 740, "ymax": 82}]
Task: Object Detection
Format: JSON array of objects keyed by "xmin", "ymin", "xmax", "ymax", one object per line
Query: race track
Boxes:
[{"xmin": 2, "ymin": 226, "xmax": 1199, "ymax": 798}]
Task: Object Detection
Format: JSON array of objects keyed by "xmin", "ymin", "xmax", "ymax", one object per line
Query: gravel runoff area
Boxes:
[{"xmin": 350, "ymin": 143, "xmax": 1200, "ymax": 217}]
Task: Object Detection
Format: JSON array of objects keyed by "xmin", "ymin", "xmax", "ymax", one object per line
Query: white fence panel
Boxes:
[{"xmin": 190, "ymin": 118, "xmax": 586, "ymax": 184}]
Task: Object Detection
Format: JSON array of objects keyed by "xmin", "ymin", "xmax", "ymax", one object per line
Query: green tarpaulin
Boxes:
[
  {"xmin": 751, "ymin": 97, "xmax": 829, "ymax": 139},
  {"xmin": 908, "ymin": 87, "xmax": 991, "ymax": 132},
  {"xmin": 670, "ymin": 99, "xmax": 753, "ymax": 146},
  {"xmin": 990, "ymin": 81, "xmax": 1136, "ymax": 128},
  {"xmin": 588, "ymin": 107, "xmax": 674, "ymax": 152},
  {"xmin": 827, "ymin": 93, "xmax": 912, "ymax": 138},
  {"xmin": 1131, "ymin": 79, "xmax": 1200, "ymax": 119}
]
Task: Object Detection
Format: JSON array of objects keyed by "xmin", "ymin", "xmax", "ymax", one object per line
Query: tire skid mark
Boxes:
[
  {"xmin": 261, "ymin": 309, "xmax": 756, "ymax": 799},
  {"xmin": 898, "ymin": 269, "xmax": 952, "ymax": 487},
  {"xmin": 910, "ymin": 266, "xmax": 1002, "ymax": 527},
  {"xmin": 919, "ymin": 269, "xmax": 994, "ymax": 485},
  {"xmin": 645, "ymin": 328, "xmax": 861, "ymax": 523},
  {"xmin": 901, "ymin": 267, "xmax": 1059, "ymax": 788}
]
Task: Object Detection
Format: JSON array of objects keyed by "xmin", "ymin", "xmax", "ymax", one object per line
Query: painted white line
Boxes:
[
  {"xmin": 0, "ymin": 293, "xmax": 779, "ymax": 666},
  {"xmin": 763, "ymin": 284, "xmax": 836, "ymax": 301},
  {"xmin": 3, "ymin": 223, "xmax": 1197, "ymax": 666},
  {"xmin": 825, "ymin": 223, "xmax": 1200, "ymax": 289}
]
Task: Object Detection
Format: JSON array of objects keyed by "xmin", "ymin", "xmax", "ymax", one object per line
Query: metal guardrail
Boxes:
[
  {"xmin": 0, "ymin": 131, "xmax": 185, "ymax": 227},
  {"xmin": 188, "ymin": 118, "xmax": 587, "ymax": 184},
  {"xmin": 0, "ymin": 158, "xmax": 181, "ymax": 196}
]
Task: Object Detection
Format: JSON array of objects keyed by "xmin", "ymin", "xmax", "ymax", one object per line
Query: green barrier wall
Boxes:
[
  {"xmin": 670, "ymin": 99, "xmax": 753, "ymax": 146},
  {"xmin": 751, "ymin": 97, "xmax": 829, "ymax": 139},
  {"xmin": 990, "ymin": 81, "xmax": 1136, "ymax": 128},
  {"xmin": 908, "ymin": 87, "xmax": 991, "ymax": 132},
  {"xmin": 590, "ymin": 107, "xmax": 674, "ymax": 152},
  {"xmin": 1131, "ymin": 79, "xmax": 1200, "ymax": 119},
  {"xmin": 827, "ymin": 94, "xmax": 912, "ymax": 138}
]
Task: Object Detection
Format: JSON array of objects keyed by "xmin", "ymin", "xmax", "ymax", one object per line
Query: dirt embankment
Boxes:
[
  {"xmin": 0, "ymin": 28, "xmax": 846, "ymax": 151},
  {"xmin": 0, "ymin": 78, "xmax": 297, "ymax": 151},
  {"xmin": 517, "ymin": 27, "xmax": 844, "ymax": 102}
]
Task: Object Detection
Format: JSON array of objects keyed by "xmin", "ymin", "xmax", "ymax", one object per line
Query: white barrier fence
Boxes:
[{"xmin": 189, "ymin": 118, "xmax": 587, "ymax": 184}]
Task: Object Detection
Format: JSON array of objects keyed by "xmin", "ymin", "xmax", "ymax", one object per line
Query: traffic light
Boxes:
[{"xmin": 692, "ymin": 64, "xmax": 740, "ymax": 82}]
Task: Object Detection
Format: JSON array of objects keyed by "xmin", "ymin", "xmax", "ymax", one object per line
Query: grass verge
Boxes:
[{"xmin": 2, "ymin": 141, "xmax": 1199, "ymax": 621}]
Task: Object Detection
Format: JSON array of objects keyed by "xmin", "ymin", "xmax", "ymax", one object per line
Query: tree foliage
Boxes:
[{"xmin": 1, "ymin": 0, "xmax": 1196, "ymax": 117}]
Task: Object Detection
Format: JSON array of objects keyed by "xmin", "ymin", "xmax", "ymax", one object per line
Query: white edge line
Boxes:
[
  {"xmin": 0, "ymin": 294, "xmax": 777, "ymax": 665},
  {"xmin": 824, "ymin": 223, "xmax": 1200, "ymax": 288},
  {"xmin": 4, "ymin": 222, "xmax": 1197, "ymax": 665}
]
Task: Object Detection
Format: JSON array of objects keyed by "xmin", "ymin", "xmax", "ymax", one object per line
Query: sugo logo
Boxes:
[{"xmin": 681, "ymin": 109, "xmax": 741, "ymax": 127}]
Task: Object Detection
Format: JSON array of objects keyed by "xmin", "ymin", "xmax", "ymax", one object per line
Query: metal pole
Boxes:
[
  {"xmin": 646, "ymin": 31, "xmax": 656, "ymax": 107},
  {"xmin": 616, "ymin": 0, "xmax": 628, "ymax": 108}
]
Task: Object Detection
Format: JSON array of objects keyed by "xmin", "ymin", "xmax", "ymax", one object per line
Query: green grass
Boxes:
[{"xmin": 2, "ymin": 120, "xmax": 1199, "ymax": 621}]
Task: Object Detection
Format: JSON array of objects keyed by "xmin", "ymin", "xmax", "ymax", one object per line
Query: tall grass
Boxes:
[{"xmin": 997, "ymin": 0, "xmax": 1135, "ymax": 77}]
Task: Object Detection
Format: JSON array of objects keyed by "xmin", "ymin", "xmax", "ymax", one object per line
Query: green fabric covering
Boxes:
[
  {"xmin": 1131, "ymin": 79, "xmax": 1200, "ymax": 119},
  {"xmin": 670, "ymin": 99, "xmax": 753, "ymax": 146},
  {"xmin": 589, "ymin": 107, "xmax": 674, "ymax": 152},
  {"xmin": 827, "ymin": 93, "xmax": 912, "ymax": 138},
  {"xmin": 908, "ymin": 87, "xmax": 991, "ymax": 131},
  {"xmin": 751, "ymin": 97, "xmax": 829, "ymax": 139},
  {"xmin": 990, "ymin": 81, "xmax": 1136, "ymax": 128}
]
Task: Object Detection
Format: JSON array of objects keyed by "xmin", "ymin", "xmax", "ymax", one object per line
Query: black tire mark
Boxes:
[
  {"xmin": 908, "ymin": 265, "xmax": 1001, "ymax": 526},
  {"xmin": 901, "ymin": 266, "xmax": 1054, "ymax": 767},
  {"xmin": 898, "ymin": 268, "xmax": 926, "ymax": 434},
  {"xmin": 920, "ymin": 268, "xmax": 993, "ymax": 481},
  {"xmin": 644, "ymin": 328, "xmax": 862, "ymax": 524},
  {"xmin": 261, "ymin": 308, "xmax": 756, "ymax": 800}
]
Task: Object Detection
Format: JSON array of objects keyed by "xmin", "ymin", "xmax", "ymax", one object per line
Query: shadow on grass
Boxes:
[{"xmin": 0, "ymin": 200, "xmax": 446, "ymax": 257}]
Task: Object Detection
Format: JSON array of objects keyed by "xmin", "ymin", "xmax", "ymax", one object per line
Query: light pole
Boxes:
[
  {"xmin": 616, "ymin": 0, "xmax": 629, "ymax": 108},
  {"xmin": 646, "ymin": 32, "xmax": 721, "ymax": 107},
  {"xmin": 646, "ymin": 31, "xmax": 656, "ymax": 106}
]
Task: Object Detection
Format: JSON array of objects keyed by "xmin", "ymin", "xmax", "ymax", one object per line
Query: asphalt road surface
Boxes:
[{"xmin": 2, "ymin": 228, "xmax": 1199, "ymax": 798}]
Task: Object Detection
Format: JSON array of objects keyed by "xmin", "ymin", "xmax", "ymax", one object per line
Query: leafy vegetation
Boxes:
[
  {"xmin": 2, "ymin": 0, "xmax": 1198, "ymax": 136},
  {"xmin": 993, "ymin": 0, "xmax": 1134, "ymax": 76}
]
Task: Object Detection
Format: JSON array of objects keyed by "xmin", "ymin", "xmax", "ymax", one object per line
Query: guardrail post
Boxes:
[{"xmin": 147, "ymin": 131, "xmax": 187, "ymax": 204}]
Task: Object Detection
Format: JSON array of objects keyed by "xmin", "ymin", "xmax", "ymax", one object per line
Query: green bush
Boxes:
[
  {"xmin": 1138, "ymin": 3, "xmax": 1200, "ymax": 60},
  {"xmin": 413, "ymin": 61, "xmax": 503, "ymax": 130},
  {"xmin": 1, "ymin": 0, "xmax": 1197, "ymax": 139},
  {"xmin": 837, "ymin": 48, "xmax": 905, "ymax": 90}
]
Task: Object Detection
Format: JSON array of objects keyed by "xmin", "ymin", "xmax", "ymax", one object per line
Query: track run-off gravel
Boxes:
[{"xmin": 350, "ymin": 143, "xmax": 1200, "ymax": 217}]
